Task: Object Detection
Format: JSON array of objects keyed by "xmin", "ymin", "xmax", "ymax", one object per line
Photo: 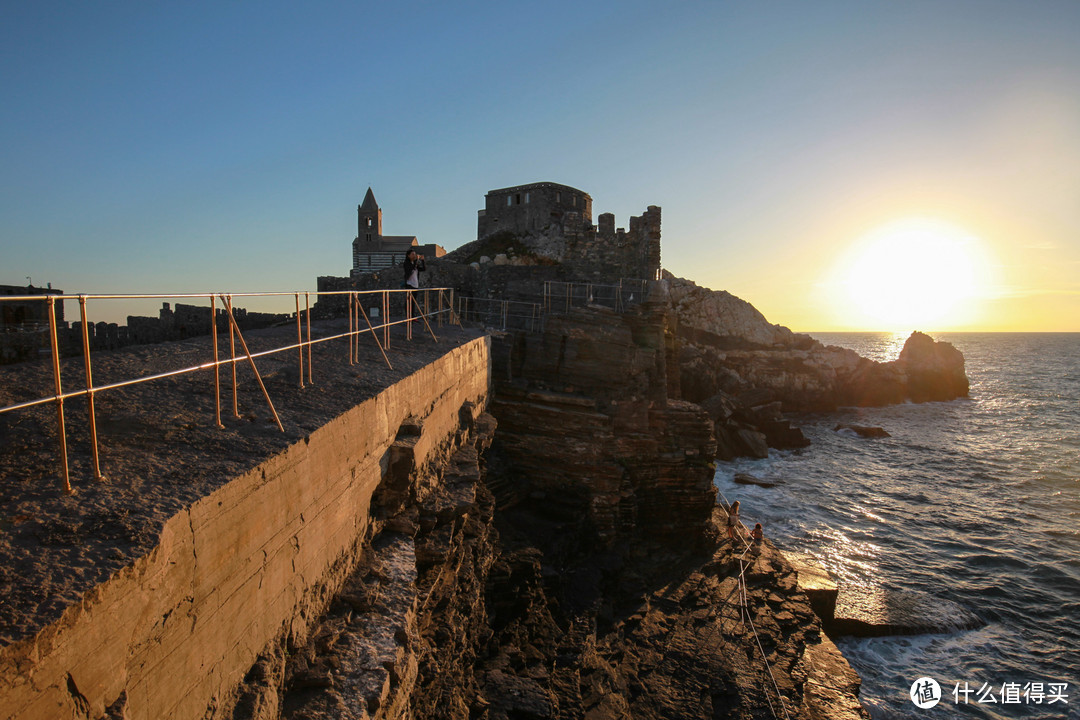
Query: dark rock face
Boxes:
[
  {"xmin": 490, "ymin": 299, "xmax": 717, "ymax": 549},
  {"xmin": 897, "ymin": 330, "xmax": 970, "ymax": 402},
  {"xmin": 471, "ymin": 502, "xmax": 869, "ymax": 720}
]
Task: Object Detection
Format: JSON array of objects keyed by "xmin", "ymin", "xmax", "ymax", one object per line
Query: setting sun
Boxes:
[{"xmin": 828, "ymin": 218, "xmax": 995, "ymax": 330}]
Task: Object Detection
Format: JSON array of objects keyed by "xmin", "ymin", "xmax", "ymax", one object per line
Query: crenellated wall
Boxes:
[{"xmin": 0, "ymin": 337, "xmax": 491, "ymax": 720}]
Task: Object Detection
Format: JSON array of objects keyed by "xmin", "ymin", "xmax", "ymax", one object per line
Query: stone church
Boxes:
[{"xmin": 350, "ymin": 188, "xmax": 444, "ymax": 277}]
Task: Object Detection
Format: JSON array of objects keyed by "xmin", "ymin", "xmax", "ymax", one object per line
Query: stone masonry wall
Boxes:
[{"xmin": 0, "ymin": 337, "xmax": 491, "ymax": 720}]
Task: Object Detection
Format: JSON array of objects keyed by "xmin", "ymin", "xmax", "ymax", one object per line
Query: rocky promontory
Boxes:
[{"xmin": 664, "ymin": 274, "xmax": 967, "ymax": 458}]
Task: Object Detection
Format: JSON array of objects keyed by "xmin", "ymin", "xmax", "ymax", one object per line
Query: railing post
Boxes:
[
  {"xmin": 211, "ymin": 295, "xmax": 224, "ymax": 429},
  {"xmin": 294, "ymin": 293, "xmax": 304, "ymax": 388},
  {"xmin": 79, "ymin": 295, "xmax": 105, "ymax": 481},
  {"xmin": 383, "ymin": 290, "xmax": 390, "ymax": 350},
  {"xmin": 305, "ymin": 292, "xmax": 313, "ymax": 385},
  {"xmin": 47, "ymin": 296, "xmax": 72, "ymax": 494},
  {"xmin": 355, "ymin": 292, "xmax": 363, "ymax": 359},
  {"xmin": 227, "ymin": 294, "xmax": 240, "ymax": 418},
  {"xmin": 347, "ymin": 292, "xmax": 355, "ymax": 365}
]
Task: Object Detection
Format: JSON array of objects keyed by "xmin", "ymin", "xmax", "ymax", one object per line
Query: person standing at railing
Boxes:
[{"xmin": 402, "ymin": 249, "xmax": 425, "ymax": 322}]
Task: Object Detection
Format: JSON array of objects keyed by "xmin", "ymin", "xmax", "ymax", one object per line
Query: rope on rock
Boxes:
[{"xmin": 719, "ymin": 491, "xmax": 793, "ymax": 720}]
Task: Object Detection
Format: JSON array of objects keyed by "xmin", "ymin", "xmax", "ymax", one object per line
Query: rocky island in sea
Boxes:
[{"xmin": 0, "ymin": 184, "xmax": 969, "ymax": 719}]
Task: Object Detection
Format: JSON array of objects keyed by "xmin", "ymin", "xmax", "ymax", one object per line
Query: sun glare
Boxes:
[{"xmin": 829, "ymin": 218, "xmax": 992, "ymax": 330}]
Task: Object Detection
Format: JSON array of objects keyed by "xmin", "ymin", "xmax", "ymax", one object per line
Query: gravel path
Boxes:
[{"xmin": 0, "ymin": 316, "xmax": 484, "ymax": 647}]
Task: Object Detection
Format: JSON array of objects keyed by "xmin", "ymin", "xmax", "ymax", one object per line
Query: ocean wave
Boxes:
[{"xmin": 721, "ymin": 333, "xmax": 1080, "ymax": 718}]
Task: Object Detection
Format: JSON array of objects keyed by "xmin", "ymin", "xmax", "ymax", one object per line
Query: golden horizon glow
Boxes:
[{"xmin": 825, "ymin": 218, "xmax": 996, "ymax": 332}]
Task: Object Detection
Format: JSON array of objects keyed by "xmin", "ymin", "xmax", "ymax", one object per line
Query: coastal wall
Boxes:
[{"xmin": 0, "ymin": 337, "xmax": 491, "ymax": 720}]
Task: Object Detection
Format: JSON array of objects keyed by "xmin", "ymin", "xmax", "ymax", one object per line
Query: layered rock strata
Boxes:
[
  {"xmin": 229, "ymin": 291, "xmax": 868, "ymax": 719},
  {"xmin": 490, "ymin": 298, "xmax": 717, "ymax": 548}
]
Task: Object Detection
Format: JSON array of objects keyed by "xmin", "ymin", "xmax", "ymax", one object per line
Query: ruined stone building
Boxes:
[
  {"xmin": 477, "ymin": 182, "xmax": 593, "ymax": 238},
  {"xmin": 477, "ymin": 181, "xmax": 662, "ymax": 281},
  {"xmin": 0, "ymin": 284, "xmax": 62, "ymax": 329},
  {"xmin": 351, "ymin": 188, "xmax": 444, "ymax": 277}
]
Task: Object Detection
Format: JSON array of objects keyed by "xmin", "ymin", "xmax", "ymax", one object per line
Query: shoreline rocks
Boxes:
[
  {"xmin": 834, "ymin": 424, "xmax": 891, "ymax": 439},
  {"xmin": 666, "ymin": 275, "xmax": 968, "ymax": 461},
  {"xmin": 733, "ymin": 472, "xmax": 786, "ymax": 488}
]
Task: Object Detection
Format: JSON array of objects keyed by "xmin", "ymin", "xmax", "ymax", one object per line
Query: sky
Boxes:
[{"xmin": 3, "ymin": 1, "xmax": 1079, "ymax": 331}]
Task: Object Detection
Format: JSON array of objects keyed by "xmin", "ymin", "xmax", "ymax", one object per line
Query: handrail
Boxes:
[{"xmin": 0, "ymin": 287, "xmax": 458, "ymax": 494}]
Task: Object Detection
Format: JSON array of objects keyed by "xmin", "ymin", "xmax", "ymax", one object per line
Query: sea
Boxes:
[{"xmin": 713, "ymin": 333, "xmax": 1080, "ymax": 720}]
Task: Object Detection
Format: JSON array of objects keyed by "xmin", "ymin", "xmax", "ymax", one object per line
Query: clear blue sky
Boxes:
[{"xmin": 3, "ymin": 1, "xmax": 1079, "ymax": 329}]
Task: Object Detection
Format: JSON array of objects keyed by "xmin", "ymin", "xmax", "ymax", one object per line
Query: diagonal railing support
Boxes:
[
  {"xmin": 409, "ymin": 292, "xmax": 439, "ymax": 343},
  {"xmin": 220, "ymin": 295, "xmax": 284, "ymax": 432}
]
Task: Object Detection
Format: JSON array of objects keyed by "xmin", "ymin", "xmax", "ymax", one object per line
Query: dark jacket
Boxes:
[{"xmin": 403, "ymin": 256, "xmax": 425, "ymax": 288}]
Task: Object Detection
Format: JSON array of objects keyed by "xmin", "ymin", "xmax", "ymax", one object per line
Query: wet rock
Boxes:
[
  {"xmin": 759, "ymin": 419, "xmax": 811, "ymax": 449},
  {"xmin": 732, "ymin": 473, "xmax": 785, "ymax": 489},
  {"xmin": 786, "ymin": 551, "xmax": 838, "ymax": 623},
  {"xmin": 828, "ymin": 587, "xmax": 985, "ymax": 637},
  {"xmin": 834, "ymin": 424, "xmax": 891, "ymax": 439}
]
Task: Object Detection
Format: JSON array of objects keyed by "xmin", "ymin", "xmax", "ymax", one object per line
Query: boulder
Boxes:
[
  {"xmin": 698, "ymin": 391, "xmax": 736, "ymax": 423},
  {"xmin": 732, "ymin": 472, "xmax": 786, "ymax": 488},
  {"xmin": 898, "ymin": 331, "xmax": 969, "ymax": 402},
  {"xmin": 834, "ymin": 424, "xmax": 890, "ymax": 439},
  {"xmin": 734, "ymin": 427, "xmax": 770, "ymax": 459},
  {"xmin": 787, "ymin": 552, "xmax": 838, "ymax": 623},
  {"xmin": 759, "ymin": 419, "xmax": 811, "ymax": 449},
  {"xmin": 828, "ymin": 587, "xmax": 984, "ymax": 637}
]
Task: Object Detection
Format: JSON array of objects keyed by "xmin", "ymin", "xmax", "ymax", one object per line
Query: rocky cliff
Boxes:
[
  {"xmin": 219, "ymin": 286, "xmax": 869, "ymax": 720},
  {"xmin": 665, "ymin": 274, "xmax": 968, "ymax": 458}
]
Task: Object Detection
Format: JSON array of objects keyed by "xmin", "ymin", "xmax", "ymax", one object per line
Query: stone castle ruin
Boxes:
[{"xmin": 474, "ymin": 181, "xmax": 662, "ymax": 281}]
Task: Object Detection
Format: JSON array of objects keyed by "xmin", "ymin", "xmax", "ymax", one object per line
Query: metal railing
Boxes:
[
  {"xmin": 455, "ymin": 296, "xmax": 544, "ymax": 333},
  {"xmin": 453, "ymin": 278, "xmax": 654, "ymax": 335},
  {"xmin": 542, "ymin": 279, "xmax": 648, "ymax": 314},
  {"xmin": 0, "ymin": 287, "xmax": 457, "ymax": 495}
]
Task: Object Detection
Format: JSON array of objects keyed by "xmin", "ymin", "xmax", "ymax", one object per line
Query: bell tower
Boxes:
[{"xmin": 357, "ymin": 187, "xmax": 382, "ymax": 244}]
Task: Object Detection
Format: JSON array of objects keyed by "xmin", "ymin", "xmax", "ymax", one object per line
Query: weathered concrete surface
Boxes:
[{"xmin": 0, "ymin": 337, "xmax": 490, "ymax": 720}]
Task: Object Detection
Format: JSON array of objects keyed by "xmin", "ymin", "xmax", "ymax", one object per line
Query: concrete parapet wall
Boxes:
[{"xmin": 0, "ymin": 337, "xmax": 491, "ymax": 720}]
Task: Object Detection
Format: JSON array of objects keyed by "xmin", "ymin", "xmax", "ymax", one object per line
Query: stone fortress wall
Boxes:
[
  {"xmin": 0, "ymin": 298, "xmax": 291, "ymax": 365},
  {"xmin": 0, "ymin": 337, "xmax": 492, "ymax": 720}
]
